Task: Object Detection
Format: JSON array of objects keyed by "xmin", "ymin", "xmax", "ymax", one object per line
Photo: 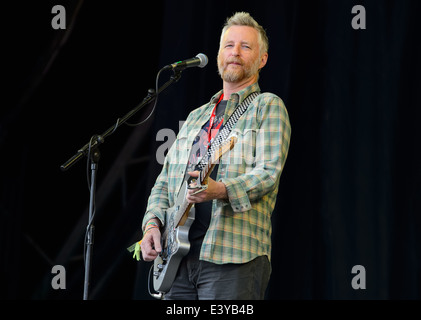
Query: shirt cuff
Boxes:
[{"xmin": 219, "ymin": 177, "xmax": 252, "ymax": 213}]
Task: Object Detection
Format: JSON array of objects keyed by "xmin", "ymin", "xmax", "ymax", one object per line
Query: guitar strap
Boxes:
[{"xmin": 194, "ymin": 91, "xmax": 261, "ymax": 172}]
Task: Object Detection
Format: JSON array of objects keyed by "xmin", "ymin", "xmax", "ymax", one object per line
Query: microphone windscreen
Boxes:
[{"xmin": 196, "ymin": 53, "xmax": 208, "ymax": 68}]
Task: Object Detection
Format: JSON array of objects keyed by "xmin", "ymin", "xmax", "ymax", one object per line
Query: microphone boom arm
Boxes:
[{"xmin": 60, "ymin": 69, "xmax": 182, "ymax": 171}]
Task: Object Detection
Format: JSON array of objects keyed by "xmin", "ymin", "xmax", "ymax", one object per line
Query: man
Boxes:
[{"xmin": 139, "ymin": 12, "xmax": 291, "ymax": 299}]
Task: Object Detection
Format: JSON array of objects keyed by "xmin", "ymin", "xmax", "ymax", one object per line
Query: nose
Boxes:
[{"xmin": 231, "ymin": 43, "xmax": 240, "ymax": 56}]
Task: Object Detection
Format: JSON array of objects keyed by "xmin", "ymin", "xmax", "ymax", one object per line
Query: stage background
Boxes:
[{"xmin": 1, "ymin": 0, "xmax": 420, "ymax": 300}]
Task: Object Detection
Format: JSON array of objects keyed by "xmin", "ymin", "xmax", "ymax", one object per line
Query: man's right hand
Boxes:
[{"xmin": 140, "ymin": 227, "xmax": 162, "ymax": 261}]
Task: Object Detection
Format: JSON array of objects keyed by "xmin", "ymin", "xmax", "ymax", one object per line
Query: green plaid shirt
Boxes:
[{"xmin": 142, "ymin": 82, "xmax": 291, "ymax": 264}]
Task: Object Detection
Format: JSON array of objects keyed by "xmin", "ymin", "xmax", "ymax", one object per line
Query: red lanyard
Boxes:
[{"xmin": 207, "ymin": 94, "xmax": 224, "ymax": 144}]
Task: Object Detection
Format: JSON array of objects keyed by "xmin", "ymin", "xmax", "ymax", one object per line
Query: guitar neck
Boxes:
[{"xmin": 174, "ymin": 162, "xmax": 215, "ymax": 228}]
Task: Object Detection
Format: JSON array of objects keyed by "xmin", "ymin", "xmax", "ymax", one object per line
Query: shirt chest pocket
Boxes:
[
  {"xmin": 172, "ymin": 130, "xmax": 191, "ymax": 166},
  {"xmin": 225, "ymin": 128, "xmax": 258, "ymax": 173}
]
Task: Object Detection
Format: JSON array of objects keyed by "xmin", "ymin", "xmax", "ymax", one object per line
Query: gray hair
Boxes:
[{"xmin": 220, "ymin": 12, "xmax": 269, "ymax": 55}]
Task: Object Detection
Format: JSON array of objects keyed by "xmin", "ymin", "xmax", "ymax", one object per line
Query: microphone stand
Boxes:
[{"xmin": 60, "ymin": 69, "xmax": 182, "ymax": 300}]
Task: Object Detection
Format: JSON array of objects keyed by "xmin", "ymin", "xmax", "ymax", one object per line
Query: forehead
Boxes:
[{"xmin": 222, "ymin": 25, "xmax": 259, "ymax": 44}]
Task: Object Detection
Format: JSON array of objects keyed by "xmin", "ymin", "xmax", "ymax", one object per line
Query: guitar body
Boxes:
[{"xmin": 152, "ymin": 181, "xmax": 195, "ymax": 294}]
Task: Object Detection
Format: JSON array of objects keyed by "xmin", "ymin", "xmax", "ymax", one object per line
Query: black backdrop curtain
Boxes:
[{"xmin": 1, "ymin": 0, "xmax": 420, "ymax": 300}]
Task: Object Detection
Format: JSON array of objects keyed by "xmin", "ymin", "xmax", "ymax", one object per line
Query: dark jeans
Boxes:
[{"xmin": 164, "ymin": 239, "xmax": 271, "ymax": 300}]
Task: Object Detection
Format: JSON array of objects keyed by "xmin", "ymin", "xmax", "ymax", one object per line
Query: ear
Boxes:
[{"xmin": 259, "ymin": 52, "xmax": 268, "ymax": 69}]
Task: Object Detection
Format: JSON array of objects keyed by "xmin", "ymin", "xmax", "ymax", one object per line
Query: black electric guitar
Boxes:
[{"xmin": 150, "ymin": 136, "xmax": 237, "ymax": 297}]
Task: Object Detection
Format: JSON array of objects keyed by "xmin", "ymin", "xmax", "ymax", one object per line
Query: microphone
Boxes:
[{"xmin": 164, "ymin": 53, "xmax": 208, "ymax": 71}]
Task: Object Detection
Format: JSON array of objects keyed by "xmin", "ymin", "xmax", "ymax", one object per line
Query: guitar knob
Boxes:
[{"xmin": 157, "ymin": 264, "xmax": 164, "ymax": 270}]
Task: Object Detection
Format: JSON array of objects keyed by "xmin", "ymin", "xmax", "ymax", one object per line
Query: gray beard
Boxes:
[{"xmin": 218, "ymin": 59, "xmax": 261, "ymax": 83}]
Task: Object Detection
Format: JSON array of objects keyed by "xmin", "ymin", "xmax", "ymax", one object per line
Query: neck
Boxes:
[{"xmin": 222, "ymin": 75, "xmax": 258, "ymax": 100}]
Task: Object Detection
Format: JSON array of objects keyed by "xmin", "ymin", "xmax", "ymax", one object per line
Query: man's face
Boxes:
[{"xmin": 217, "ymin": 25, "xmax": 267, "ymax": 83}]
